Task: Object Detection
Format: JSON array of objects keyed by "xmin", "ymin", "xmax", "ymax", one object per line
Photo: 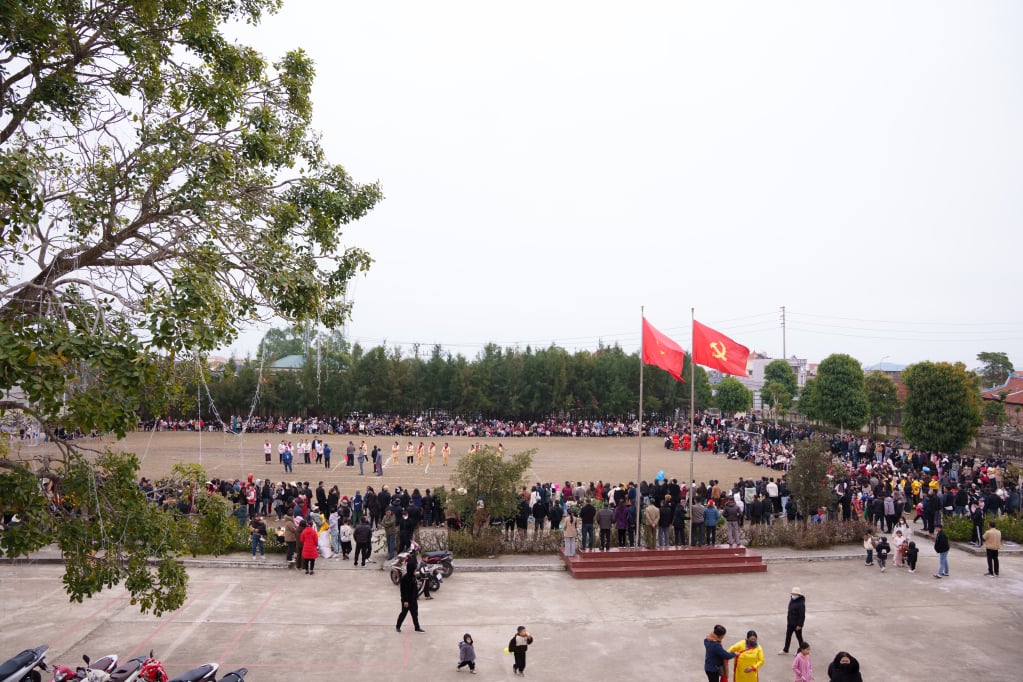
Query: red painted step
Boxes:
[{"xmin": 561, "ymin": 546, "xmax": 767, "ymax": 579}]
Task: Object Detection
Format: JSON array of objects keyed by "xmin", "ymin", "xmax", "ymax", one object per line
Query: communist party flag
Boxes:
[
  {"xmin": 692, "ymin": 320, "xmax": 750, "ymax": 377},
  {"xmin": 642, "ymin": 318, "xmax": 686, "ymax": 382}
]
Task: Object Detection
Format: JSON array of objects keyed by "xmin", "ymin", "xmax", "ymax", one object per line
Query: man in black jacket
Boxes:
[
  {"xmin": 780, "ymin": 586, "xmax": 806, "ymax": 655},
  {"xmin": 353, "ymin": 517, "xmax": 373, "ymax": 566},
  {"xmin": 934, "ymin": 524, "xmax": 950, "ymax": 578},
  {"xmin": 396, "ymin": 564, "xmax": 424, "ymax": 633}
]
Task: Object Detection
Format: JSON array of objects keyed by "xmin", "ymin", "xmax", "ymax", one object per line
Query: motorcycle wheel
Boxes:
[
  {"xmin": 389, "ymin": 569, "xmax": 401, "ymax": 585},
  {"xmin": 440, "ymin": 559, "xmax": 453, "ymax": 577},
  {"xmin": 427, "ymin": 577, "xmax": 441, "ymax": 592},
  {"xmin": 23, "ymin": 671, "xmax": 42, "ymax": 682}
]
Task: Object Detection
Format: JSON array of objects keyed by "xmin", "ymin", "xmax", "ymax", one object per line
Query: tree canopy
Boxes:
[
  {"xmin": 714, "ymin": 376, "xmax": 753, "ymax": 415},
  {"xmin": 976, "ymin": 352, "xmax": 1014, "ymax": 388},
  {"xmin": 0, "ymin": 0, "xmax": 379, "ymax": 614},
  {"xmin": 864, "ymin": 371, "xmax": 900, "ymax": 434},
  {"xmin": 786, "ymin": 439, "xmax": 836, "ymax": 520},
  {"xmin": 902, "ymin": 361, "xmax": 982, "ymax": 453},
  {"xmin": 813, "ymin": 354, "xmax": 869, "ymax": 432},
  {"xmin": 447, "ymin": 446, "xmax": 534, "ymax": 535}
]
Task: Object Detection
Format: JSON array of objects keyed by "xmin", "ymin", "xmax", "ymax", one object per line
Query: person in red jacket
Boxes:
[{"xmin": 299, "ymin": 520, "xmax": 319, "ymax": 575}]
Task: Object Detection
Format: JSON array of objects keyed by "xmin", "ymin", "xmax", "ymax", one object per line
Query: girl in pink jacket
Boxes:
[{"xmin": 792, "ymin": 641, "xmax": 813, "ymax": 682}]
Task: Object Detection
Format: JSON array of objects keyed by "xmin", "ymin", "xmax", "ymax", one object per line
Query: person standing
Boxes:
[
  {"xmin": 428, "ymin": 441, "xmax": 436, "ymax": 466},
  {"xmin": 354, "ymin": 516, "xmax": 373, "ymax": 566},
  {"xmin": 406, "ymin": 441, "xmax": 415, "ymax": 465},
  {"xmin": 391, "ymin": 440, "xmax": 400, "ymax": 467},
  {"xmin": 509, "ymin": 625, "xmax": 533, "ymax": 676},
  {"xmin": 382, "ymin": 507, "xmax": 398, "ymax": 560},
  {"xmin": 780, "ymin": 587, "xmax": 806, "ymax": 655},
  {"xmin": 596, "ymin": 503, "xmax": 615, "ymax": 551},
  {"xmin": 704, "ymin": 500, "xmax": 721, "ymax": 546},
  {"xmin": 283, "ymin": 511, "xmax": 298, "ymax": 567},
  {"xmin": 357, "ymin": 446, "xmax": 367, "ymax": 475},
  {"xmin": 723, "ymin": 498, "xmax": 742, "ymax": 548},
  {"xmin": 282, "ymin": 446, "xmax": 293, "ymax": 473},
  {"xmin": 791, "ymin": 641, "xmax": 813, "ymax": 682},
  {"xmin": 346, "ymin": 441, "xmax": 356, "ymax": 467},
  {"xmin": 727, "ymin": 630, "xmax": 765, "ymax": 682},
  {"xmin": 299, "ymin": 520, "xmax": 319, "ymax": 575},
  {"xmin": 933, "ymin": 524, "xmax": 950, "ymax": 578},
  {"xmin": 579, "ymin": 499, "xmax": 597, "ymax": 551},
  {"xmin": 395, "ymin": 563, "xmax": 425, "ymax": 633},
  {"xmin": 983, "ymin": 520, "xmax": 1001, "ymax": 577},
  {"xmin": 562, "ymin": 510, "xmax": 579, "ymax": 556},
  {"xmin": 264, "ymin": 439, "xmax": 272, "ymax": 464},
  {"xmin": 703, "ymin": 624, "xmax": 737, "ymax": 682},
  {"xmin": 442, "ymin": 442, "xmax": 451, "ymax": 466},
  {"xmin": 691, "ymin": 499, "xmax": 706, "ymax": 546},
  {"xmin": 249, "ymin": 515, "xmax": 267, "ymax": 560},
  {"xmin": 322, "ymin": 442, "xmax": 331, "ymax": 469}
]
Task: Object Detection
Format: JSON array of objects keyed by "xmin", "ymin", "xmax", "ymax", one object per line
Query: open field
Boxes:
[{"xmin": 8, "ymin": 432, "xmax": 777, "ymax": 490}]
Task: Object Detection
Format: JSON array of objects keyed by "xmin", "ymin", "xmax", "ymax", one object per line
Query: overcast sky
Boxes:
[{"xmin": 222, "ymin": 1, "xmax": 1023, "ymax": 372}]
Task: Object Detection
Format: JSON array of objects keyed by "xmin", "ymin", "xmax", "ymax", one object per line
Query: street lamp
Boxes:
[{"xmin": 877, "ymin": 355, "xmax": 890, "ymax": 374}]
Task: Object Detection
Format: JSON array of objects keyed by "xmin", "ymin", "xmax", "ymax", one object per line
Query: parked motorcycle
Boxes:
[
  {"xmin": 165, "ymin": 663, "xmax": 217, "ymax": 682},
  {"xmin": 389, "ymin": 553, "xmax": 443, "ymax": 594},
  {"xmin": 421, "ymin": 549, "xmax": 454, "ymax": 578},
  {"xmin": 0, "ymin": 645, "xmax": 49, "ymax": 682},
  {"xmin": 106, "ymin": 653, "xmax": 149, "ymax": 682},
  {"xmin": 51, "ymin": 654, "xmax": 118, "ymax": 682}
]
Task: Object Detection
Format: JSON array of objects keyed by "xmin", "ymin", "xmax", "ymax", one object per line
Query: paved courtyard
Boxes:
[{"xmin": 1, "ymin": 545, "xmax": 1018, "ymax": 681}]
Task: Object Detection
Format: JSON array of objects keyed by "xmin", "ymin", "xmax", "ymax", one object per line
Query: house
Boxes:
[{"xmin": 980, "ymin": 372, "xmax": 1023, "ymax": 426}]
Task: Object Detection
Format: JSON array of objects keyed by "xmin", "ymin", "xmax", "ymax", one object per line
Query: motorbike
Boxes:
[
  {"xmin": 106, "ymin": 653, "xmax": 149, "ymax": 682},
  {"xmin": 215, "ymin": 670, "xmax": 246, "ymax": 682},
  {"xmin": 389, "ymin": 553, "xmax": 443, "ymax": 594},
  {"xmin": 51, "ymin": 654, "xmax": 118, "ymax": 682},
  {"xmin": 420, "ymin": 550, "xmax": 454, "ymax": 578},
  {"xmin": 165, "ymin": 663, "xmax": 218, "ymax": 682},
  {"xmin": 0, "ymin": 646, "xmax": 48, "ymax": 682}
]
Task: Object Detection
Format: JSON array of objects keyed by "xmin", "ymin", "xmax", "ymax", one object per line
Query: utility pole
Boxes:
[{"xmin": 780, "ymin": 305, "xmax": 786, "ymax": 358}]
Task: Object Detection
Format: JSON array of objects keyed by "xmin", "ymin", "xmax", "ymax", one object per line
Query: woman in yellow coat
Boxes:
[{"xmin": 727, "ymin": 630, "xmax": 764, "ymax": 682}]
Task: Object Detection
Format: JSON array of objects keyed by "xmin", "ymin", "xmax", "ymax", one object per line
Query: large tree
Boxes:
[
  {"xmin": 902, "ymin": 361, "xmax": 982, "ymax": 453},
  {"xmin": 864, "ymin": 371, "xmax": 900, "ymax": 434},
  {"xmin": 813, "ymin": 354, "xmax": 869, "ymax": 432},
  {"xmin": 976, "ymin": 352, "xmax": 1014, "ymax": 388},
  {"xmin": 764, "ymin": 359, "xmax": 798, "ymax": 397},
  {"xmin": 0, "ymin": 1, "xmax": 380, "ymax": 612},
  {"xmin": 715, "ymin": 376, "xmax": 753, "ymax": 415},
  {"xmin": 447, "ymin": 446, "xmax": 534, "ymax": 536},
  {"xmin": 786, "ymin": 439, "xmax": 836, "ymax": 521}
]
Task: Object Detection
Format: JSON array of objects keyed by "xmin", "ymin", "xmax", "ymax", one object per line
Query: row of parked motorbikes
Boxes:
[
  {"xmin": 0, "ymin": 647, "xmax": 247, "ymax": 682},
  {"xmin": 387, "ymin": 544, "xmax": 454, "ymax": 594}
]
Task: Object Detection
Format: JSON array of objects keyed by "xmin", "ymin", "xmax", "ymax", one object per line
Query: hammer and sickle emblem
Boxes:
[{"xmin": 709, "ymin": 341, "xmax": 728, "ymax": 361}]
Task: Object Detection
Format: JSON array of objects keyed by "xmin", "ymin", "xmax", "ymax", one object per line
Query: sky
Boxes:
[{"xmin": 220, "ymin": 1, "xmax": 1023, "ymax": 372}]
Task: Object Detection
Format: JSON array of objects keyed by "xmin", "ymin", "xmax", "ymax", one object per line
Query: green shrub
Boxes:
[
  {"xmin": 942, "ymin": 515, "xmax": 974, "ymax": 542},
  {"xmin": 441, "ymin": 527, "xmax": 563, "ymax": 558},
  {"xmin": 743, "ymin": 519, "xmax": 872, "ymax": 549}
]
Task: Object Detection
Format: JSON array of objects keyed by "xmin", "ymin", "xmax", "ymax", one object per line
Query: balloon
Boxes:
[
  {"xmin": 922, "ymin": 467, "xmax": 931, "ymax": 473},
  {"xmin": 656, "ymin": 470, "xmax": 665, "ymax": 481}
]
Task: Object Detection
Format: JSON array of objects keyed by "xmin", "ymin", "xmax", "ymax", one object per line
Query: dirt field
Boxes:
[{"xmin": 8, "ymin": 432, "xmax": 774, "ymax": 491}]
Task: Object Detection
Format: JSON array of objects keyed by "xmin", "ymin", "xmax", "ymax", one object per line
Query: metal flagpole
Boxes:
[
  {"xmin": 688, "ymin": 307, "xmax": 696, "ymax": 548},
  {"xmin": 636, "ymin": 306, "xmax": 644, "ymax": 550}
]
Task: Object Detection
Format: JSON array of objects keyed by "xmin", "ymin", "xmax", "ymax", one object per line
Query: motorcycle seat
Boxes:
[
  {"xmin": 423, "ymin": 551, "xmax": 450, "ymax": 558},
  {"xmin": 218, "ymin": 668, "xmax": 248, "ymax": 682},
  {"xmin": 167, "ymin": 664, "xmax": 217, "ymax": 682},
  {"xmin": 0, "ymin": 647, "xmax": 46, "ymax": 680}
]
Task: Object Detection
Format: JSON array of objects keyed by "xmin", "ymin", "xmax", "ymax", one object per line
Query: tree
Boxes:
[
  {"xmin": 0, "ymin": 1, "xmax": 380, "ymax": 612},
  {"xmin": 786, "ymin": 439, "xmax": 836, "ymax": 521},
  {"xmin": 864, "ymin": 371, "xmax": 900, "ymax": 434},
  {"xmin": 813, "ymin": 354, "xmax": 869, "ymax": 432},
  {"xmin": 982, "ymin": 399, "xmax": 1008, "ymax": 428},
  {"xmin": 796, "ymin": 377, "xmax": 820, "ymax": 422},
  {"xmin": 902, "ymin": 361, "xmax": 982, "ymax": 452},
  {"xmin": 761, "ymin": 380, "xmax": 793, "ymax": 417},
  {"xmin": 715, "ymin": 377, "xmax": 752, "ymax": 415},
  {"xmin": 764, "ymin": 359, "xmax": 799, "ymax": 397},
  {"xmin": 977, "ymin": 352, "xmax": 1014, "ymax": 388},
  {"xmin": 447, "ymin": 447, "xmax": 534, "ymax": 536}
]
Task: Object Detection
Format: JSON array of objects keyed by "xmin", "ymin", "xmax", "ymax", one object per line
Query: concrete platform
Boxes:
[{"xmin": 0, "ymin": 545, "xmax": 1019, "ymax": 681}]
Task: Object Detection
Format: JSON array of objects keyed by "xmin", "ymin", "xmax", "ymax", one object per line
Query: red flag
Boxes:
[
  {"xmin": 642, "ymin": 318, "xmax": 686, "ymax": 382},
  {"xmin": 692, "ymin": 320, "xmax": 750, "ymax": 377}
]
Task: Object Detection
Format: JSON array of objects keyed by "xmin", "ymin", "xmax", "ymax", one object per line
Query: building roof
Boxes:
[
  {"xmin": 269, "ymin": 354, "xmax": 306, "ymax": 370},
  {"xmin": 980, "ymin": 372, "xmax": 1023, "ymax": 406},
  {"xmin": 862, "ymin": 362, "xmax": 908, "ymax": 372}
]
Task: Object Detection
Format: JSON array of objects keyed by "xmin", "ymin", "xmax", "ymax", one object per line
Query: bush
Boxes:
[
  {"xmin": 944, "ymin": 514, "xmax": 1023, "ymax": 543},
  {"xmin": 743, "ymin": 520, "xmax": 872, "ymax": 549},
  {"xmin": 441, "ymin": 527, "xmax": 563, "ymax": 558}
]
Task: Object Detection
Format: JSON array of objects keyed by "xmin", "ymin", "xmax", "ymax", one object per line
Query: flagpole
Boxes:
[
  {"xmin": 636, "ymin": 306, "xmax": 644, "ymax": 551},
  {"xmin": 688, "ymin": 306, "xmax": 696, "ymax": 548}
]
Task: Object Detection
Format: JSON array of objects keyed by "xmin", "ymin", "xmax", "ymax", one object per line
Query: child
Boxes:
[
  {"xmin": 509, "ymin": 625, "xmax": 533, "ymax": 676},
  {"xmin": 863, "ymin": 532, "xmax": 874, "ymax": 566},
  {"xmin": 792, "ymin": 641, "xmax": 813, "ymax": 682},
  {"xmin": 338, "ymin": 519, "xmax": 353, "ymax": 560},
  {"xmin": 875, "ymin": 535, "xmax": 891, "ymax": 572},
  {"xmin": 457, "ymin": 633, "xmax": 477, "ymax": 673},
  {"xmin": 892, "ymin": 529, "xmax": 907, "ymax": 567},
  {"xmin": 906, "ymin": 540, "xmax": 919, "ymax": 573}
]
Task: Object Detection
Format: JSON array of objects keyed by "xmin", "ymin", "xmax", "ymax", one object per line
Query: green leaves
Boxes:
[
  {"xmin": 715, "ymin": 376, "xmax": 753, "ymax": 415},
  {"xmin": 813, "ymin": 354, "xmax": 869, "ymax": 431},
  {"xmin": 902, "ymin": 361, "xmax": 981, "ymax": 453}
]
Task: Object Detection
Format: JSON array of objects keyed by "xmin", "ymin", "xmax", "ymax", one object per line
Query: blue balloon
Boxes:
[
  {"xmin": 656, "ymin": 470, "xmax": 665, "ymax": 481},
  {"xmin": 922, "ymin": 466, "xmax": 931, "ymax": 473}
]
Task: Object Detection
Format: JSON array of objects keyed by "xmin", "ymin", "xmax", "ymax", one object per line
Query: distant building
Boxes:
[
  {"xmin": 862, "ymin": 361, "xmax": 907, "ymax": 383},
  {"xmin": 269, "ymin": 354, "xmax": 306, "ymax": 371},
  {"xmin": 980, "ymin": 372, "xmax": 1023, "ymax": 427}
]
